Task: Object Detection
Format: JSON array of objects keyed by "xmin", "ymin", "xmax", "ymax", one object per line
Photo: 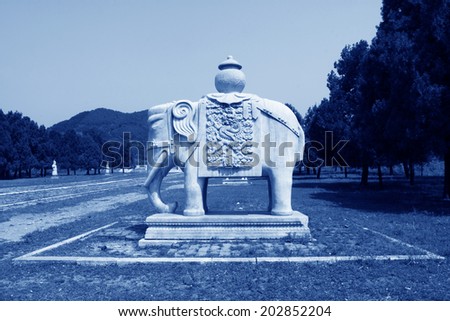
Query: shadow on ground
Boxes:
[{"xmin": 293, "ymin": 176, "xmax": 450, "ymax": 216}]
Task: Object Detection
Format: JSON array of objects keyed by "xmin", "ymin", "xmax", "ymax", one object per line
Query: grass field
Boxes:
[{"xmin": 0, "ymin": 171, "xmax": 449, "ymax": 300}]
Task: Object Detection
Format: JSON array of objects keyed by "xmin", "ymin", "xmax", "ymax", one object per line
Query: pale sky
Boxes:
[{"xmin": 0, "ymin": 0, "xmax": 382, "ymax": 127}]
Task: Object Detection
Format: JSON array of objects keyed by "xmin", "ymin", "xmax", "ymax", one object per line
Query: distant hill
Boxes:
[{"xmin": 50, "ymin": 108, "xmax": 148, "ymax": 143}]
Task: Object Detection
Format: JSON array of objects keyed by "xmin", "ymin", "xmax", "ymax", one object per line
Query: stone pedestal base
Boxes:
[{"xmin": 138, "ymin": 211, "xmax": 310, "ymax": 246}]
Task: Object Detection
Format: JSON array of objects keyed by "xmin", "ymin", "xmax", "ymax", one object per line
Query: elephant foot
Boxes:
[
  {"xmin": 183, "ymin": 208, "xmax": 205, "ymax": 216},
  {"xmin": 271, "ymin": 209, "xmax": 293, "ymax": 216}
]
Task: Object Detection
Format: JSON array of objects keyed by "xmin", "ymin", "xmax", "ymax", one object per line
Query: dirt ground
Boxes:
[{"xmin": 0, "ymin": 171, "xmax": 449, "ymax": 300}]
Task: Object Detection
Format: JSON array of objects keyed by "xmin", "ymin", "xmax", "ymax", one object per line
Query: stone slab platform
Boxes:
[{"xmin": 138, "ymin": 211, "xmax": 310, "ymax": 246}]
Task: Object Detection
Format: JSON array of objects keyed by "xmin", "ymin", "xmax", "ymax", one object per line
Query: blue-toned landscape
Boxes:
[{"xmin": 1, "ymin": 170, "xmax": 449, "ymax": 300}]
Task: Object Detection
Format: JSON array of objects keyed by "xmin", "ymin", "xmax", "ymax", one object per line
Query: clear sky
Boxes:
[{"xmin": 0, "ymin": 0, "xmax": 382, "ymax": 127}]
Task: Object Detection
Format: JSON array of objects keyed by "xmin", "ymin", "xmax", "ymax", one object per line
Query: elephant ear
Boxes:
[{"xmin": 172, "ymin": 100, "xmax": 197, "ymax": 142}]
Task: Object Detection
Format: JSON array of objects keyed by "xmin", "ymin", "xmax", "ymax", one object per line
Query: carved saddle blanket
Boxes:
[
  {"xmin": 203, "ymin": 94, "xmax": 258, "ymax": 168},
  {"xmin": 197, "ymin": 93, "xmax": 301, "ymax": 177}
]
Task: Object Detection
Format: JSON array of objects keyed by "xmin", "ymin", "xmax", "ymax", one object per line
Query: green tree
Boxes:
[
  {"xmin": 84, "ymin": 128, "xmax": 105, "ymax": 174},
  {"xmin": 48, "ymin": 130, "xmax": 68, "ymax": 175},
  {"xmin": 327, "ymin": 41, "xmax": 377, "ymax": 185},
  {"xmin": 371, "ymin": 0, "xmax": 435, "ymax": 185},
  {"xmin": 0, "ymin": 110, "xmax": 13, "ymax": 178},
  {"xmin": 6, "ymin": 112, "xmax": 36, "ymax": 178},
  {"xmin": 285, "ymin": 103, "xmax": 304, "ymax": 127},
  {"xmin": 409, "ymin": 0, "xmax": 450, "ymax": 197},
  {"xmin": 35, "ymin": 125, "xmax": 53, "ymax": 176},
  {"xmin": 79, "ymin": 134, "xmax": 102, "ymax": 175},
  {"xmin": 63, "ymin": 130, "xmax": 81, "ymax": 175}
]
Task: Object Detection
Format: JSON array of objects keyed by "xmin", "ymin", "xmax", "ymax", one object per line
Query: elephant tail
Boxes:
[{"xmin": 297, "ymin": 125, "xmax": 306, "ymax": 162}]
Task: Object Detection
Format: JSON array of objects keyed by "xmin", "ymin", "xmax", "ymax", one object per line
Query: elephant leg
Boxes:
[
  {"xmin": 183, "ymin": 162, "xmax": 205, "ymax": 216},
  {"xmin": 202, "ymin": 177, "xmax": 209, "ymax": 213},
  {"xmin": 266, "ymin": 176, "xmax": 273, "ymax": 212},
  {"xmin": 268, "ymin": 168, "xmax": 293, "ymax": 215}
]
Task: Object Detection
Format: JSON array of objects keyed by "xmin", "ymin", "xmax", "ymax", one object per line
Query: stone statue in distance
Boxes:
[{"xmin": 51, "ymin": 160, "xmax": 58, "ymax": 177}]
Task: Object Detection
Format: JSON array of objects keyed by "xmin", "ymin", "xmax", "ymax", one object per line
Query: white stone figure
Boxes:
[
  {"xmin": 105, "ymin": 161, "xmax": 111, "ymax": 175},
  {"xmin": 140, "ymin": 56, "xmax": 310, "ymax": 245},
  {"xmin": 51, "ymin": 160, "xmax": 58, "ymax": 176},
  {"xmin": 143, "ymin": 56, "xmax": 305, "ymax": 216}
]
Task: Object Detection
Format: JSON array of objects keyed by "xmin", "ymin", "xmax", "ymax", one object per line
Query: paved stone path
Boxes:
[{"xmin": 162, "ymin": 240, "xmax": 320, "ymax": 257}]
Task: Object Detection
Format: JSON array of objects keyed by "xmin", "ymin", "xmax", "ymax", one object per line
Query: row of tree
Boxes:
[
  {"xmin": 2, "ymin": 1, "xmax": 449, "ymax": 199},
  {"xmin": 0, "ymin": 110, "xmax": 104, "ymax": 179},
  {"xmin": 302, "ymin": 0, "xmax": 450, "ymax": 197}
]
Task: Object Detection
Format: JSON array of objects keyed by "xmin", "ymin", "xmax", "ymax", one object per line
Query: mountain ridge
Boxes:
[{"xmin": 50, "ymin": 107, "xmax": 149, "ymax": 143}]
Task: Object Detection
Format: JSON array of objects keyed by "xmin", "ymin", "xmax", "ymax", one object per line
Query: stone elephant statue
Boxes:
[{"xmin": 144, "ymin": 92, "xmax": 305, "ymax": 216}]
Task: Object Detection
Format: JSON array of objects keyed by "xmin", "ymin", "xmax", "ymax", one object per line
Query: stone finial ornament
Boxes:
[{"xmin": 214, "ymin": 56, "xmax": 246, "ymax": 93}]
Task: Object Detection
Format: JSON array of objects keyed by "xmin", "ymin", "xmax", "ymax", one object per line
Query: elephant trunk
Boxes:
[
  {"xmin": 144, "ymin": 150, "xmax": 168, "ymax": 188},
  {"xmin": 144, "ymin": 150, "xmax": 178, "ymax": 213}
]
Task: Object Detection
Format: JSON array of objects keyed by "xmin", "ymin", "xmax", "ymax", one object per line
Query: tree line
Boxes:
[
  {"xmin": 0, "ymin": 110, "xmax": 103, "ymax": 179},
  {"xmin": 302, "ymin": 0, "xmax": 450, "ymax": 198},
  {"xmin": 1, "ymin": 1, "xmax": 449, "ymax": 198}
]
